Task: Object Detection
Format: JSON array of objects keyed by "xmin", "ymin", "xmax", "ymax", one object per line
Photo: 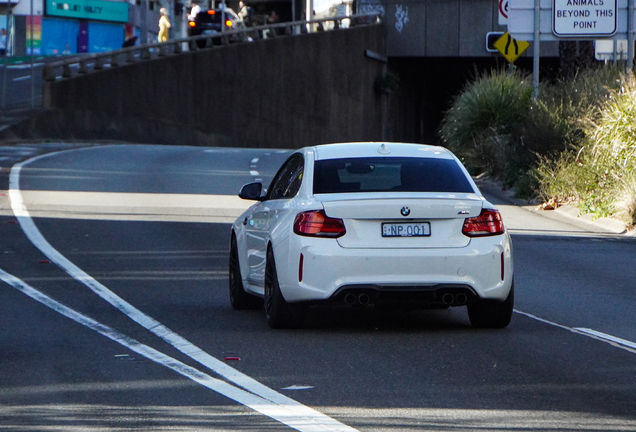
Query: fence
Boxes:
[{"xmin": 42, "ymin": 13, "xmax": 382, "ymax": 82}]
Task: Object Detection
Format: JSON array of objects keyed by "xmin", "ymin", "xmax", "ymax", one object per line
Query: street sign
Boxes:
[
  {"xmin": 508, "ymin": 0, "xmax": 631, "ymax": 41},
  {"xmin": 487, "ymin": 32, "xmax": 506, "ymax": 52},
  {"xmin": 553, "ymin": 0, "xmax": 617, "ymax": 37},
  {"xmin": 499, "ymin": 0, "xmax": 509, "ymax": 25},
  {"xmin": 595, "ymin": 39, "xmax": 633, "ymax": 60},
  {"xmin": 494, "ymin": 31, "xmax": 530, "ymax": 62}
]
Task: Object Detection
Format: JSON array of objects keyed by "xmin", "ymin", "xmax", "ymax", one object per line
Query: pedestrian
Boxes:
[
  {"xmin": 188, "ymin": 1, "xmax": 201, "ymax": 21},
  {"xmin": 0, "ymin": 29, "xmax": 7, "ymax": 57},
  {"xmin": 158, "ymin": 8, "xmax": 171, "ymax": 42},
  {"xmin": 238, "ymin": 1, "xmax": 249, "ymax": 23}
]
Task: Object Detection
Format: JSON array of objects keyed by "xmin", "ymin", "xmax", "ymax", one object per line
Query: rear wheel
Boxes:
[
  {"xmin": 229, "ymin": 234, "xmax": 263, "ymax": 310},
  {"xmin": 467, "ymin": 282, "xmax": 514, "ymax": 328},
  {"xmin": 264, "ymin": 247, "xmax": 306, "ymax": 329}
]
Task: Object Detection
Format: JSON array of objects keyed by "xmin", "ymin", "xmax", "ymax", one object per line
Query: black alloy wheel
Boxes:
[
  {"xmin": 229, "ymin": 234, "xmax": 263, "ymax": 310},
  {"xmin": 264, "ymin": 247, "xmax": 307, "ymax": 329},
  {"xmin": 467, "ymin": 281, "xmax": 514, "ymax": 328}
]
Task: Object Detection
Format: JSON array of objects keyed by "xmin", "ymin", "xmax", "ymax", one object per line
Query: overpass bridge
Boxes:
[{"xmin": 1, "ymin": 0, "xmax": 563, "ymax": 146}]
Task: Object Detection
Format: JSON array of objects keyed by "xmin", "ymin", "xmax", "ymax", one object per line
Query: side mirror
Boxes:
[{"xmin": 238, "ymin": 182, "xmax": 263, "ymax": 200}]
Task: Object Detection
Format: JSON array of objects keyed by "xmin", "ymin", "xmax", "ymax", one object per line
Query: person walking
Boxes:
[
  {"xmin": 158, "ymin": 8, "xmax": 171, "ymax": 42},
  {"xmin": 188, "ymin": 1, "xmax": 201, "ymax": 22},
  {"xmin": 0, "ymin": 29, "xmax": 7, "ymax": 57}
]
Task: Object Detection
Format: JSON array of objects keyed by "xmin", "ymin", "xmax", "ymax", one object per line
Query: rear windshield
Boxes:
[{"xmin": 313, "ymin": 157, "xmax": 474, "ymax": 194}]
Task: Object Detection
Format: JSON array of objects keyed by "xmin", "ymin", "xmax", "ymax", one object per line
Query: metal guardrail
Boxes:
[{"xmin": 42, "ymin": 13, "xmax": 382, "ymax": 82}]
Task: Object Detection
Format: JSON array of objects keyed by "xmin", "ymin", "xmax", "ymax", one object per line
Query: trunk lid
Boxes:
[{"xmin": 320, "ymin": 194, "xmax": 484, "ymax": 249}]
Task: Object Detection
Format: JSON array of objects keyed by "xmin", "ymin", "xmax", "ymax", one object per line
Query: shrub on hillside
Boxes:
[
  {"xmin": 439, "ymin": 68, "xmax": 578, "ymax": 192},
  {"xmin": 439, "ymin": 68, "xmax": 533, "ymax": 182},
  {"xmin": 533, "ymin": 69, "xmax": 636, "ymax": 225}
]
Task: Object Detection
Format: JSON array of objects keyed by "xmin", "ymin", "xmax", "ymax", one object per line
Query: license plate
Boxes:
[{"xmin": 382, "ymin": 222, "xmax": 430, "ymax": 237}]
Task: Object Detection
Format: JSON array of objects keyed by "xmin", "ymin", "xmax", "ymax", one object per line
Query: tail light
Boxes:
[
  {"xmin": 189, "ymin": 21, "xmax": 196, "ymax": 27},
  {"xmin": 462, "ymin": 208, "xmax": 505, "ymax": 237},
  {"xmin": 207, "ymin": 10, "xmax": 216, "ymax": 14},
  {"xmin": 294, "ymin": 210, "xmax": 346, "ymax": 238},
  {"xmin": 225, "ymin": 20, "xmax": 233, "ymax": 27}
]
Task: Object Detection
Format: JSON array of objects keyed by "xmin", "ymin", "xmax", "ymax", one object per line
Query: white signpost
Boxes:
[
  {"xmin": 553, "ymin": 0, "xmax": 617, "ymax": 37},
  {"xmin": 508, "ymin": 0, "xmax": 629, "ymax": 41},
  {"xmin": 499, "ymin": 0, "xmax": 509, "ymax": 25},
  {"xmin": 506, "ymin": 0, "xmax": 635, "ymax": 98}
]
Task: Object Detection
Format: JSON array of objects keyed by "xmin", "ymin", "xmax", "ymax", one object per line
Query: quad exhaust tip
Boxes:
[
  {"xmin": 344, "ymin": 293, "xmax": 371, "ymax": 306},
  {"xmin": 442, "ymin": 292, "xmax": 468, "ymax": 306}
]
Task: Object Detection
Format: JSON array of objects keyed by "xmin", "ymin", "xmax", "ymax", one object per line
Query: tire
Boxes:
[
  {"xmin": 229, "ymin": 234, "xmax": 263, "ymax": 310},
  {"xmin": 467, "ymin": 282, "xmax": 514, "ymax": 329},
  {"xmin": 264, "ymin": 247, "xmax": 306, "ymax": 329}
]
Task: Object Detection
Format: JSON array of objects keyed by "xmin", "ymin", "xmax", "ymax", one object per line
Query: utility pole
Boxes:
[
  {"xmin": 305, "ymin": 0, "xmax": 312, "ymax": 31},
  {"xmin": 141, "ymin": 0, "xmax": 148, "ymax": 44},
  {"xmin": 2, "ymin": 0, "xmax": 10, "ymax": 109},
  {"xmin": 29, "ymin": 0, "xmax": 34, "ymax": 108},
  {"xmin": 532, "ymin": 0, "xmax": 540, "ymax": 101},
  {"xmin": 629, "ymin": 0, "xmax": 634, "ymax": 71}
]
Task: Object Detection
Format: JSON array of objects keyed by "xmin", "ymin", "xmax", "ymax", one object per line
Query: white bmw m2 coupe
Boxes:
[{"xmin": 229, "ymin": 142, "xmax": 514, "ymax": 329}]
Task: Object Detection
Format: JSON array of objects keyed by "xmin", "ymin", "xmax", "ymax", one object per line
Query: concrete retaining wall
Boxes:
[{"xmin": 42, "ymin": 25, "xmax": 387, "ymax": 149}]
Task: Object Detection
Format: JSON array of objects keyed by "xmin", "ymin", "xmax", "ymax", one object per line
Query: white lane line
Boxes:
[
  {"xmin": 573, "ymin": 328, "xmax": 636, "ymax": 351},
  {"xmin": 0, "ymin": 268, "xmax": 343, "ymax": 431},
  {"xmin": 251, "ymin": 158, "xmax": 259, "ymax": 164},
  {"xmin": 250, "ymin": 170, "xmax": 259, "ymax": 176},
  {"xmin": 13, "ymin": 76, "xmax": 31, "ymax": 82},
  {"xmin": 515, "ymin": 310, "xmax": 636, "ymax": 355},
  {"xmin": 9, "ymin": 150, "xmax": 358, "ymax": 432}
]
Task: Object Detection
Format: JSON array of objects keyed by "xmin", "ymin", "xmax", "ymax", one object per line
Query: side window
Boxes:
[{"xmin": 266, "ymin": 154, "xmax": 304, "ymax": 200}]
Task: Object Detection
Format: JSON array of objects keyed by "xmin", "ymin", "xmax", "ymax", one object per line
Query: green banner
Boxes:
[{"xmin": 46, "ymin": 0, "xmax": 129, "ymax": 23}]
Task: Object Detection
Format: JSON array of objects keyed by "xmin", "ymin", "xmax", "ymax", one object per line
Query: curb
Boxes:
[{"xmin": 474, "ymin": 177, "xmax": 633, "ymax": 236}]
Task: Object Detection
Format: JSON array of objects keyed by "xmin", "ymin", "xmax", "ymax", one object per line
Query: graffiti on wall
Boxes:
[
  {"xmin": 395, "ymin": 4, "xmax": 408, "ymax": 33},
  {"xmin": 358, "ymin": 0, "xmax": 385, "ymax": 17}
]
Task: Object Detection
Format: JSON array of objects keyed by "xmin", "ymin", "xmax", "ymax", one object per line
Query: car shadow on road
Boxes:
[{"xmin": 301, "ymin": 305, "xmax": 473, "ymax": 332}]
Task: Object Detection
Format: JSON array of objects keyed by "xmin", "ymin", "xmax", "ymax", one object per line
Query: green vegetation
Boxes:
[{"xmin": 439, "ymin": 65, "xmax": 636, "ymax": 228}]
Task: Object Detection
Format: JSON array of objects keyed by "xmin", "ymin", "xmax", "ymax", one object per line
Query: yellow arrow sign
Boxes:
[{"xmin": 494, "ymin": 32, "xmax": 530, "ymax": 63}]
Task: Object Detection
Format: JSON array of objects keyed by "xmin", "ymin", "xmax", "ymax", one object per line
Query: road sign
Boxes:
[
  {"xmin": 499, "ymin": 0, "xmax": 509, "ymax": 25},
  {"xmin": 553, "ymin": 0, "xmax": 617, "ymax": 37},
  {"xmin": 494, "ymin": 31, "xmax": 530, "ymax": 62},
  {"xmin": 595, "ymin": 39, "xmax": 633, "ymax": 60},
  {"xmin": 486, "ymin": 32, "xmax": 506, "ymax": 52},
  {"xmin": 508, "ymin": 0, "xmax": 630, "ymax": 41}
]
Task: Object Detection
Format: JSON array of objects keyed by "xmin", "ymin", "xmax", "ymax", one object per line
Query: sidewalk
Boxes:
[{"xmin": 475, "ymin": 177, "xmax": 634, "ymax": 236}]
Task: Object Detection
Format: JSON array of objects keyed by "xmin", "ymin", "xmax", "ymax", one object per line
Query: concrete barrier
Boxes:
[{"xmin": 39, "ymin": 16, "xmax": 387, "ymax": 149}]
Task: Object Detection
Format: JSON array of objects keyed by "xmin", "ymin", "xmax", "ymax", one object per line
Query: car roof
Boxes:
[{"xmin": 309, "ymin": 142, "xmax": 455, "ymax": 161}]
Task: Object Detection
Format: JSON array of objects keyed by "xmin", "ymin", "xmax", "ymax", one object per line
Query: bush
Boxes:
[
  {"xmin": 532, "ymin": 68, "xmax": 636, "ymax": 224},
  {"xmin": 439, "ymin": 64, "xmax": 635, "ymax": 224},
  {"xmin": 613, "ymin": 175, "xmax": 636, "ymax": 226},
  {"xmin": 439, "ymin": 68, "xmax": 533, "ymax": 180}
]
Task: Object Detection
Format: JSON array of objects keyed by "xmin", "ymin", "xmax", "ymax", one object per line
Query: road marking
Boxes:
[
  {"xmin": 9, "ymin": 150, "xmax": 358, "ymax": 432},
  {"xmin": 515, "ymin": 310, "xmax": 636, "ymax": 355},
  {"xmin": 13, "ymin": 75, "xmax": 31, "ymax": 82},
  {"xmin": 0, "ymin": 267, "xmax": 355, "ymax": 431},
  {"xmin": 573, "ymin": 328, "xmax": 636, "ymax": 351}
]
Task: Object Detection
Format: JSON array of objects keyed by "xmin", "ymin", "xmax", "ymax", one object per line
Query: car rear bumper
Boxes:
[{"xmin": 275, "ymin": 235, "xmax": 513, "ymax": 304}]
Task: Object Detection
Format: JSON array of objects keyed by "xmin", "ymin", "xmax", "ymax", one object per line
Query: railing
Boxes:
[{"xmin": 42, "ymin": 13, "xmax": 382, "ymax": 82}]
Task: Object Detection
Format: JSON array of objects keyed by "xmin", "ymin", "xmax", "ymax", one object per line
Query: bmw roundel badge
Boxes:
[{"xmin": 400, "ymin": 207, "xmax": 411, "ymax": 217}]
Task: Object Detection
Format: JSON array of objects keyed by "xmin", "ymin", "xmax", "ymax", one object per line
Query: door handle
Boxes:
[{"xmin": 243, "ymin": 217, "xmax": 248, "ymax": 225}]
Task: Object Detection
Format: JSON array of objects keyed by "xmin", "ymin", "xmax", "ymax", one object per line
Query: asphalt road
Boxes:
[{"xmin": 1, "ymin": 144, "xmax": 636, "ymax": 431}]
